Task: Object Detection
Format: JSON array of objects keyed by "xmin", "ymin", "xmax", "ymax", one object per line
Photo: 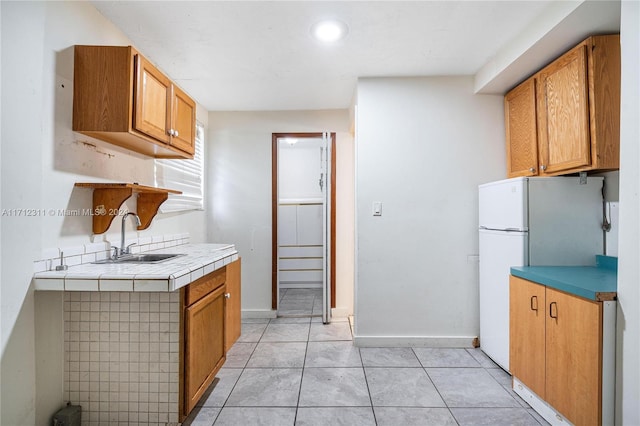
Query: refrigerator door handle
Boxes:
[{"xmin": 479, "ymin": 226, "xmax": 527, "ymax": 233}]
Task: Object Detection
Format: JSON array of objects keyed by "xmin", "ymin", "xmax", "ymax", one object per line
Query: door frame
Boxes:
[{"xmin": 272, "ymin": 132, "xmax": 337, "ymax": 310}]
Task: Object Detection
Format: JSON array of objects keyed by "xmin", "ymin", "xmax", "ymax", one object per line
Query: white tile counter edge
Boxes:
[{"xmin": 33, "ymin": 243, "xmax": 238, "ymax": 292}]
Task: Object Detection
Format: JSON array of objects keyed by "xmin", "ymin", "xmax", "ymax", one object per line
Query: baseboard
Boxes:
[
  {"xmin": 331, "ymin": 307, "xmax": 352, "ymax": 318},
  {"xmin": 353, "ymin": 335, "xmax": 477, "ymax": 348},
  {"xmin": 512, "ymin": 378, "xmax": 572, "ymax": 426},
  {"xmin": 241, "ymin": 309, "xmax": 277, "ymax": 319}
]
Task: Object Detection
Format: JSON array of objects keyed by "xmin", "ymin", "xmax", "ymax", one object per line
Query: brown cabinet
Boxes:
[
  {"xmin": 545, "ymin": 287, "xmax": 602, "ymax": 425},
  {"xmin": 180, "ymin": 260, "xmax": 242, "ymax": 420},
  {"xmin": 505, "ymin": 78, "xmax": 539, "ymax": 177},
  {"xmin": 225, "ymin": 258, "xmax": 242, "ymax": 351},
  {"xmin": 505, "ymin": 35, "xmax": 620, "ymax": 177},
  {"xmin": 73, "ymin": 45, "xmax": 195, "ymax": 159},
  {"xmin": 181, "ymin": 268, "xmax": 227, "ymax": 419},
  {"xmin": 510, "ymin": 275, "xmax": 605, "ymax": 425},
  {"xmin": 170, "ymin": 85, "xmax": 197, "ymax": 154},
  {"xmin": 509, "ymin": 276, "xmax": 546, "ymax": 397}
]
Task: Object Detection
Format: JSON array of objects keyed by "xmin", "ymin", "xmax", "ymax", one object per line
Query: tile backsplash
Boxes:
[
  {"xmin": 35, "ymin": 233, "xmax": 190, "ymax": 273},
  {"xmin": 64, "ymin": 291, "xmax": 181, "ymax": 425}
]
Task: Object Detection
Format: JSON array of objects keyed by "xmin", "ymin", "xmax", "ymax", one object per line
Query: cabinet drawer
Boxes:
[{"xmin": 185, "ymin": 268, "xmax": 226, "ymax": 306}]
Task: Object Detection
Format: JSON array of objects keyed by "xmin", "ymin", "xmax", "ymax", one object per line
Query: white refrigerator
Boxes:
[{"xmin": 478, "ymin": 176, "xmax": 604, "ymax": 372}]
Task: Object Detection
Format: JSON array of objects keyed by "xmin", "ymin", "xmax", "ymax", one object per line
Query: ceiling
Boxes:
[{"xmin": 91, "ymin": 1, "xmax": 610, "ymax": 112}]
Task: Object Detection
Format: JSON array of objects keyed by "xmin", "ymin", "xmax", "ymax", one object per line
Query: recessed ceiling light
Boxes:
[{"xmin": 311, "ymin": 20, "xmax": 348, "ymax": 43}]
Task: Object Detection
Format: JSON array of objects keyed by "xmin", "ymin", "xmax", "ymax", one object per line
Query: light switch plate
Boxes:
[{"xmin": 373, "ymin": 202, "xmax": 382, "ymax": 216}]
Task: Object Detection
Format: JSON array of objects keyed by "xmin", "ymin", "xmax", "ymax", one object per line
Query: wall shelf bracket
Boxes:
[{"xmin": 75, "ymin": 183, "xmax": 181, "ymax": 234}]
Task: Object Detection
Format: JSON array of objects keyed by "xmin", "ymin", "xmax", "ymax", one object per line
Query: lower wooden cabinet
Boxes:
[
  {"xmin": 182, "ymin": 268, "xmax": 227, "ymax": 418},
  {"xmin": 545, "ymin": 287, "xmax": 602, "ymax": 425},
  {"xmin": 509, "ymin": 275, "xmax": 614, "ymax": 426},
  {"xmin": 183, "ymin": 283, "xmax": 226, "ymax": 415},
  {"xmin": 180, "ymin": 259, "xmax": 242, "ymax": 420},
  {"xmin": 58, "ymin": 258, "xmax": 242, "ymax": 423},
  {"xmin": 225, "ymin": 258, "xmax": 242, "ymax": 351},
  {"xmin": 510, "ymin": 277, "xmax": 546, "ymax": 398}
]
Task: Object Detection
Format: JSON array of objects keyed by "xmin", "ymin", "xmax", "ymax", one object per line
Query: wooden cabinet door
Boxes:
[
  {"xmin": 505, "ymin": 78, "xmax": 539, "ymax": 177},
  {"xmin": 225, "ymin": 259, "xmax": 242, "ymax": 351},
  {"xmin": 184, "ymin": 284, "xmax": 226, "ymax": 415},
  {"xmin": 134, "ymin": 54, "xmax": 171, "ymax": 143},
  {"xmin": 170, "ymin": 85, "xmax": 196, "ymax": 155},
  {"xmin": 545, "ymin": 288, "xmax": 602, "ymax": 425},
  {"xmin": 510, "ymin": 276, "xmax": 546, "ymax": 398},
  {"xmin": 537, "ymin": 43, "xmax": 591, "ymax": 175}
]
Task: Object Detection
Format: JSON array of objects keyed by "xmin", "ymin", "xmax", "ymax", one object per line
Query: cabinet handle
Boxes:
[
  {"xmin": 530, "ymin": 295, "xmax": 538, "ymax": 311},
  {"xmin": 167, "ymin": 129, "xmax": 174, "ymax": 136},
  {"xmin": 540, "ymin": 165, "xmax": 547, "ymax": 171},
  {"xmin": 529, "ymin": 167, "xmax": 535, "ymax": 173},
  {"xmin": 225, "ymin": 293, "xmax": 231, "ymax": 299},
  {"xmin": 549, "ymin": 302, "xmax": 558, "ymax": 319},
  {"xmin": 174, "ymin": 130, "xmax": 179, "ymax": 137}
]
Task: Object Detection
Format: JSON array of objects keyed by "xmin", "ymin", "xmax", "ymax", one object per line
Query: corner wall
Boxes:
[
  {"xmin": 1, "ymin": 2, "xmax": 208, "ymax": 424},
  {"xmin": 616, "ymin": 1, "xmax": 640, "ymax": 423},
  {"xmin": 207, "ymin": 110, "xmax": 354, "ymax": 317},
  {"xmin": 354, "ymin": 77, "xmax": 505, "ymax": 345}
]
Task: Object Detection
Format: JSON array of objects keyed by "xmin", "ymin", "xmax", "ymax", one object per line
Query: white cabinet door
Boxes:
[
  {"xmin": 278, "ymin": 205, "xmax": 297, "ymax": 245},
  {"xmin": 296, "ymin": 204, "xmax": 323, "ymax": 246}
]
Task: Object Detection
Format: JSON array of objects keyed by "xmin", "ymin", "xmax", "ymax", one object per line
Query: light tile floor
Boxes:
[
  {"xmin": 183, "ymin": 290, "xmax": 550, "ymax": 426},
  {"xmin": 277, "ymin": 288, "xmax": 324, "ymax": 317}
]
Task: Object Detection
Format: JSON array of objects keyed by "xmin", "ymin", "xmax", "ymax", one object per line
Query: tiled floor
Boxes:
[
  {"xmin": 183, "ymin": 289, "xmax": 550, "ymax": 426},
  {"xmin": 277, "ymin": 288, "xmax": 324, "ymax": 317}
]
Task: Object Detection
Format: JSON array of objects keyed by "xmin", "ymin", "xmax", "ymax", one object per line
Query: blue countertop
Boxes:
[{"xmin": 510, "ymin": 255, "xmax": 617, "ymax": 301}]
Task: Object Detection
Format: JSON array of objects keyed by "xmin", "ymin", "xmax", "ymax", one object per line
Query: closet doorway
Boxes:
[{"xmin": 272, "ymin": 132, "xmax": 336, "ymax": 323}]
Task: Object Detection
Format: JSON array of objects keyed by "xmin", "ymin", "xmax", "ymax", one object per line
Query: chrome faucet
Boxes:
[{"xmin": 117, "ymin": 212, "xmax": 141, "ymax": 258}]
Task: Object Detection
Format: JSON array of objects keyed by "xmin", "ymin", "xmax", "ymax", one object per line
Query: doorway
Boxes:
[{"xmin": 272, "ymin": 132, "xmax": 336, "ymax": 322}]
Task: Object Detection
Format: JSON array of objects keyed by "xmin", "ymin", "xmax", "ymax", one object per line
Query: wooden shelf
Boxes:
[{"xmin": 75, "ymin": 183, "xmax": 181, "ymax": 234}]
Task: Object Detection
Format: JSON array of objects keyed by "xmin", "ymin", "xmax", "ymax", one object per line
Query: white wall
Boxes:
[
  {"xmin": 208, "ymin": 110, "xmax": 354, "ymax": 316},
  {"xmin": 1, "ymin": 2, "xmax": 207, "ymax": 424},
  {"xmin": 354, "ymin": 77, "xmax": 505, "ymax": 345},
  {"xmin": 0, "ymin": 0, "xmax": 4, "ymax": 420},
  {"xmin": 616, "ymin": 1, "xmax": 640, "ymax": 424},
  {"xmin": 279, "ymin": 138, "xmax": 323, "ymax": 200}
]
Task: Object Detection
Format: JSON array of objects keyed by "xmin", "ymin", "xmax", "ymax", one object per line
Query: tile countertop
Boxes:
[
  {"xmin": 33, "ymin": 243, "xmax": 238, "ymax": 292},
  {"xmin": 511, "ymin": 255, "xmax": 617, "ymax": 302}
]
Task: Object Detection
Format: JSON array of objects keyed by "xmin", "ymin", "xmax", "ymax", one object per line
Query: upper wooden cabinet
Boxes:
[
  {"xmin": 505, "ymin": 78, "xmax": 539, "ymax": 177},
  {"xmin": 171, "ymin": 85, "xmax": 197, "ymax": 153},
  {"xmin": 73, "ymin": 45, "xmax": 195, "ymax": 159},
  {"xmin": 505, "ymin": 35, "xmax": 620, "ymax": 177}
]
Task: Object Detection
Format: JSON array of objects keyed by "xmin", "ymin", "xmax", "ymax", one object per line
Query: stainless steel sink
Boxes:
[{"xmin": 93, "ymin": 253, "xmax": 185, "ymax": 264}]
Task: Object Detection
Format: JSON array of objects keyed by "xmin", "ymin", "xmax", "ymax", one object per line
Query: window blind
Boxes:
[{"xmin": 154, "ymin": 122, "xmax": 204, "ymax": 212}]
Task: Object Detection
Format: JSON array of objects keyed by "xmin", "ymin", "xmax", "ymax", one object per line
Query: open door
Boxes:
[
  {"xmin": 271, "ymin": 133, "xmax": 336, "ymax": 317},
  {"xmin": 321, "ymin": 132, "xmax": 332, "ymax": 324}
]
